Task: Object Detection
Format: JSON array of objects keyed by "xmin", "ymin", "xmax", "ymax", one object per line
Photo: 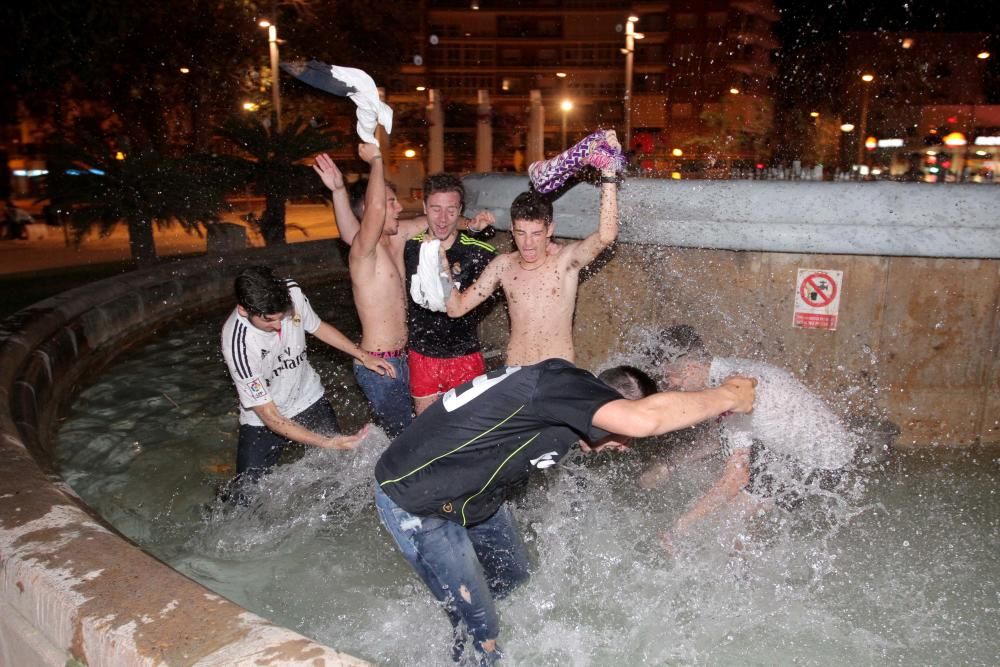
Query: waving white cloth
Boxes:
[
  {"xmin": 409, "ymin": 240, "xmax": 452, "ymax": 312},
  {"xmin": 328, "ymin": 65, "xmax": 393, "ymax": 146},
  {"xmin": 281, "ymin": 61, "xmax": 393, "ymax": 146}
]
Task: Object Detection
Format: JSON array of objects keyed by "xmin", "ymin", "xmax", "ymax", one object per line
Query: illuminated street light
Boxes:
[
  {"xmin": 810, "ymin": 111, "xmax": 820, "ymax": 118},
  {"xmin": 857, "ymin": 73, "xmax": 875, "ymax": 167},
  {"xmin": 416, "ymin": 86, "xmax": 426, "ymax": 91},
  {"xmin": 179, "ymin": 67, "xmax": 190, "ymax": 74},
  {"xmin": 560, "ymin": 99, "xmax": 573, "ymax": 150},
  {"xmin": 243, "ymin": 101, "xmax": 260, "ymax": 112},
  {"xmin": 840, "ymin": 123, "xmax": 855, "ymax": 132},
  {"xmin": 404, "ymin": 149, "xmax": 417, "ymax": 158},
  {"xmin": 259, "ymin": 20, "xmax": 282, "ymax": 131},
  {"xmin": 556, "ymin": 72, "xmax": 567, "ymax": 78},
  {"xmin": 977, "ymin": 51, "xmax": 991, "ymax": 60},
  {"xmin": 729, "ymin": 88, "xmax": 740, "ymax": 95},
  {"xmin": 672, "ymin": 148, "xmax": 683, "ymax": 157},
  {"xmin": 622, "ymin": 16, "xmax": 644, "ymax": 153}
]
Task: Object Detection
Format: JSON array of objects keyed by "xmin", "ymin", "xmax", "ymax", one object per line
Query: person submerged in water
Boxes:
[
  {"xmin": 642, "ymin": 325, "xmax": 858, "ymax": 550},
  {"xmin": 374, "ymin": 359, "xmax": 756, "ymax": 664}
]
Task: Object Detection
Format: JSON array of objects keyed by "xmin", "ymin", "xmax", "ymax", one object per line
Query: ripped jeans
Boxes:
[{"xmin": 374, "ymin": 484, "xmax": 530, "ymax": 655}]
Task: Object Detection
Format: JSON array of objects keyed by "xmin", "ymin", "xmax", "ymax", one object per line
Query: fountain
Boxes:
[{"xmin": 2, "ymin": 177, "xmax": 999, "ymax": 665}]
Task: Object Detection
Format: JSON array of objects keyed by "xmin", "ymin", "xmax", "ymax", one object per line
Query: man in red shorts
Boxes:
[{"xmin": 404, "ymin": 173, "xmax": 497, "ymax": 415}]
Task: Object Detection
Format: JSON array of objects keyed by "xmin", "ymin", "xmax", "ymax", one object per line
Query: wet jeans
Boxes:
[
  {"xmin": 353, "ymin": 356, "xmax": 413, "ymax": 438},
  {"xmin": 236, "ymin": 397, "xmax": 339, "ymax": 483},
  {"xmin": 374, "ymin": 485, "xmax": 530, "ymax": 658}
]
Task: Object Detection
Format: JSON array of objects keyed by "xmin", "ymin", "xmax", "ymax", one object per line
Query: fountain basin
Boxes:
[{"xmin": 0, "ymin": 240, "xmax": 369, "ymax": 666}]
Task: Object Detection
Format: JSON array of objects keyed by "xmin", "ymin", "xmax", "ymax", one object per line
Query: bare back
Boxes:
[{"xmin": 500, "ymin": 244, "xmax": 585, "ymax": 366}]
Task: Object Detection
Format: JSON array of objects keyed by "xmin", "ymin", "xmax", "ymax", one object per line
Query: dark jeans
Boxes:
[
  {"xmin": 353, "ymin": 356, "xmax": 413, "ymax": 438},
  {"xmin": 235, "ymin": 397, "xmax": 340, "ymax": 484},
  {"xmin": 374, "ymin": 485, "xmax": 530, "ymax": 660}
]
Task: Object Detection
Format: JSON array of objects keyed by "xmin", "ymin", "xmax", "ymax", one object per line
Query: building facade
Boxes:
[{"xmin": 384, "ymin": 0, "xmax": 780, "ymax": 174}]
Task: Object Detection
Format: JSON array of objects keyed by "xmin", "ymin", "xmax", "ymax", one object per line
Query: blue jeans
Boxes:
[
  {"xmin": 374, "ymin": 485, "xmax": 530, "ymax": 656},
  {"xmin": 353, "ymin": 356, "xmax": 413, "ymax": 438}
]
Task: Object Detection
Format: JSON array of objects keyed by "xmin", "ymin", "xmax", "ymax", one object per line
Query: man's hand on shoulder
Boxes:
[{"xmin": 467, "ymin": 210, "xmax": 495, "ymax": 233}]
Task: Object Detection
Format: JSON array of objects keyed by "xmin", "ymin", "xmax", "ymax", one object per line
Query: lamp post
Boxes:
[
  {"xmin": 621, "ymin": 15, "xmax": 644, "ymax": 153},
  {"xmin": 560, "ymin": 99, "xmax": 573, "ymax": 151},
  {"xmin": 259, "ymin": 20, "xmax": 282, "ymax": 131},
  {"xmin": 855, "ymin": 73, "xmax": 874, "ymax": 168}
]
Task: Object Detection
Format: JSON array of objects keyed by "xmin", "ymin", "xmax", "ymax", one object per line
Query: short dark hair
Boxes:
[
  {"xmin": 348, "ymin": 178, "xmax": 398, "ymax": 219},
  {"xmin": 234, "ymin": 266, "xmax": 291, "ymax": 317},
  {"xmin": 510, "ymin": 191, "xmax": 553, "ymax": 225},
  {"xmin": 658, "ymin": 325, "xmax": 707, "ymax": 361},
  {"xmin": 423, "ymin": 172, "xmax": 464, "ymax": 206},
  {"xmin": 347, "ymin": 178, "xmax": 368, "ymax": 219},
  {"xmin": 598, "ymin": 365, "xmax": 658, "ymax": 400}
]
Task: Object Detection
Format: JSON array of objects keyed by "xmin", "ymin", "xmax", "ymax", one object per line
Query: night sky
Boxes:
[{"xmin": 772, "ymin": 0, "xmax": 999, "ymax": 109}]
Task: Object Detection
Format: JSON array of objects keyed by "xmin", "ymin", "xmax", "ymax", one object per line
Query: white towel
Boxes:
[
  {"xmin": 328, "ymin": 65, "xmax": 394, "ymax": 146},
  {"xmin": 410, "ymin": 240, "xmax": 452, "ymax": 312}
]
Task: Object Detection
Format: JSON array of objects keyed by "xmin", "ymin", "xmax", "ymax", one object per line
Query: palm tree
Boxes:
[
  {"xmin": 46, "ymin": 134, "xmax": 228, "ymax": 265},
  {"xmin": 215, "ymin": 116, "xmax": 337, "ymax": 246}
]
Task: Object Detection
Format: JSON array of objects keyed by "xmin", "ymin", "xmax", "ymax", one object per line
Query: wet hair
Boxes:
[
  {"xmin": 657, "ymin": 324, "xmax": 708, "ymax": 363},
  {"xmin": 234, "ymin": 266, "xmax": 291, "ymax": 317},
  {"xmin": 598, "ymin": 365, "xmax": 658, "ymax": 400},
  {"xmin": 423, "ymin": 172, "xmax": 464, "ymax": 206},
  {"xmin": 347, "ymin": 178, "xmax": 368, "ymax": 219},
  {"xmin": 348, "ymin": 178, "xmax": 398, "ymax": 220},
  {"xmin": 510, "ymin": 191, "xmax": 553, "ymax": 225}
]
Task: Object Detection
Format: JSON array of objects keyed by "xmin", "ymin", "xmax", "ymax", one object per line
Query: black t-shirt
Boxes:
[
  {"xmin": 374, "ymin": 359, "xmax": 623, "ymax": 526},
  {"xmin": 404, "ymin": 231, "xmax": 496, "ymax": 358}
]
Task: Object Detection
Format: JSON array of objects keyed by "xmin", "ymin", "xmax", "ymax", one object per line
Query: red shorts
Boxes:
[{"xmin": 408, "ymin": 349, "xmax": 485, "ymax": 398}]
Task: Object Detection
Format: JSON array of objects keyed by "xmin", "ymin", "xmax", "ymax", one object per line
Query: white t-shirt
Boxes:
[
  {"xmin": 221, "ymin": 280, "xmax": 325, "ymax": 427},
  {"xmin": 708, "ymin": 357, "xmax": 856, "ymax": 470}
]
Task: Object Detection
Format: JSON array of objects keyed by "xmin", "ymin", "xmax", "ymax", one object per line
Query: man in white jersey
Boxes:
[
  {"xmin": 221, "ymin": 265, "xmax": 389, "ymax": 492},
  {"xmin": 645, "ymin": 325, "xmax": 857, "ymax": 543}
]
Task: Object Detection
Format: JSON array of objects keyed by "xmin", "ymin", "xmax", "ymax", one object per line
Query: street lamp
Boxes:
[
  {"xmin": 856, "ymin": 73, "xmax": 875, "ymax": 168},
  {"xmin": 259, "ymin": 20, "xmax": 282, "ymax": 131},
  {"xmin": 560, "ymin": 99, "xmax": 573, "ymax": 150},
  {"xmin": 621, "ymin": 16, "xmax": 644, "ymax": 153}
]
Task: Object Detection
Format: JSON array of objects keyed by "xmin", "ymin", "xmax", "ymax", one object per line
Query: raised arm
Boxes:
[
  {"xmin": 592, "ymin": 376, "xmax": 756, "ymax": 438},
  {"xmin": 564, "ymin": 129, "xmax": 621, "ymax": 268},
  {"xmin": 351, "ymin": 143, "xmax": 386, "ymax": 259},
  {"xmin": 314, "ymin": 153, "xmax": 361, "ymax": 246},
  {"xmin": 446, "ymin": 254, "xmax": 504, "ymax": 317}
]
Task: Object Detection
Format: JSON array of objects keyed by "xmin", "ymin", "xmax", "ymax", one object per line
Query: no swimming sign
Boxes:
[{"xmin": 793, "ymin": 269, "xmax": 843, "ymax": 330}]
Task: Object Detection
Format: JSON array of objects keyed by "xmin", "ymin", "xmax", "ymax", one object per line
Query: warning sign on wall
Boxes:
[{"xmin": 793, "ymin": 269, "xmax": 843, "ymax": 330}]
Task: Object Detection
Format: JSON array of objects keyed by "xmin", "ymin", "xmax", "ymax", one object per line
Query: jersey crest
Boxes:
[{"xmin": 246, "ymin": 378, "xmax": 267, "ymax": 400}]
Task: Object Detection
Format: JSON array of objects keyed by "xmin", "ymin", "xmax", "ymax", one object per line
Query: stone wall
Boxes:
[{"xmin": 566, "ymin": 245, "xmax": 1000, "ymax": 447}]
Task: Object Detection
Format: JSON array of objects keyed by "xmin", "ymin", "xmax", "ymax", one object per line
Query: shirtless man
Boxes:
[
  {"xmin": 445, "ymin": 130, "xmax": 621, "ymax": 366},
  {"xmin": 314, "ymin": 146, "xmax": 414, "ymax": 436}
]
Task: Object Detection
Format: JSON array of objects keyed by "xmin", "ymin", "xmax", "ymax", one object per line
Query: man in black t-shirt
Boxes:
[
  {"xmin": 374, "ymin": 358, "xmax": 756, "ymax": 664},
  {"xmin": 404, "ymin": 173, "xmax": 497, "ymax": 416}
]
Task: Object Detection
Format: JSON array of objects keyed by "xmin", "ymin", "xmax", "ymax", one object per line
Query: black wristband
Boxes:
[{"xmin": 600, "ymin": 175, "xmax": 619, "ymax": 184}]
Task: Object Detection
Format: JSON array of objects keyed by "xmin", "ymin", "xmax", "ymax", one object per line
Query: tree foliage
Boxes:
[
  {"xmin": 47, "ymin": 134, "xmax": 229, "ymax": 264},
  {"xmin": 215, "ymin": 115, "xmax": 337, "ymax": 246}
]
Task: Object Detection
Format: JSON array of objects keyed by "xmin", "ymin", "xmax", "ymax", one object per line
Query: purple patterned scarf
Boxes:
[{"xmin": 528, "ymin": 130, "xmax": 626, "ymax": 193}]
